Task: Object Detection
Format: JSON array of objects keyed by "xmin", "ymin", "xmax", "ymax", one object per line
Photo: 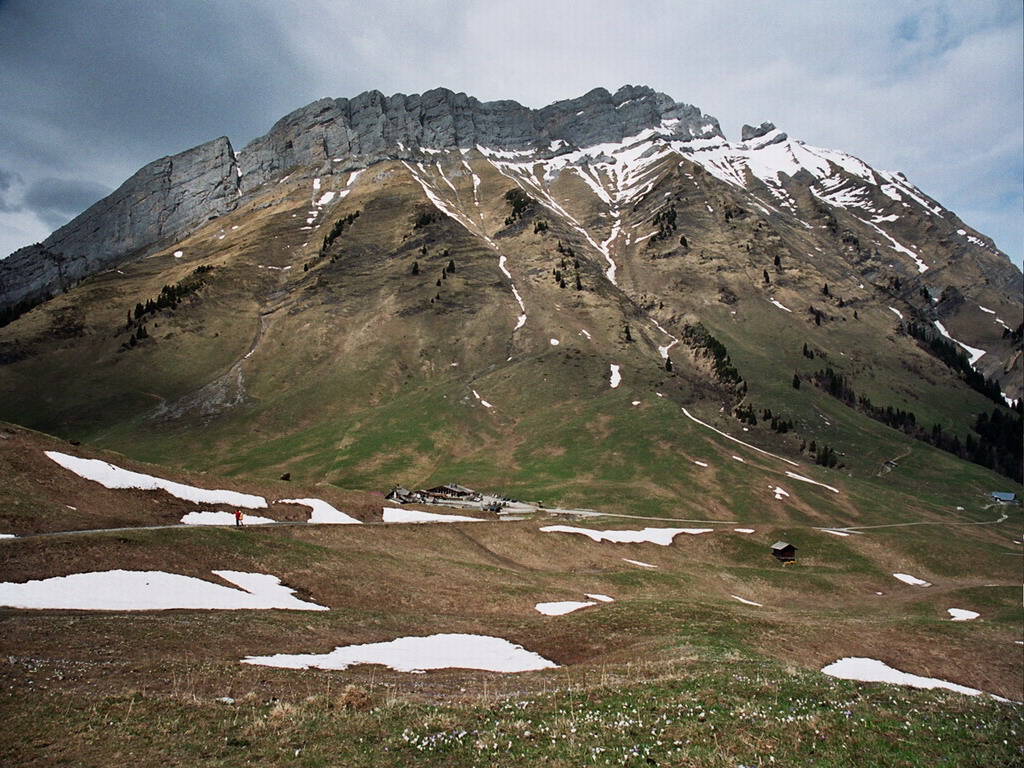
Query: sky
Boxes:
[{"xmin": 1, "ymin": 0, "xmax": 1021, "ymax": 270}]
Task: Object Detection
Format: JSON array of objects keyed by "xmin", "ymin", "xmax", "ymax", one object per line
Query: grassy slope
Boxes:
[{"xmin": 0, "ymin": 421, "xmax": 1021, "ymax": 766}]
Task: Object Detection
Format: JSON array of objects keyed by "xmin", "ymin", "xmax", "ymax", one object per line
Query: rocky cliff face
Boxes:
[
  {"xmin": 1, "ymin": 86, "xmax": 722, "ymax": 319},
  {"xmin": 0, "ymin": 137, "xmax": 239, "ymax": 318},
  {"xmin": 236, "ymin": 85, "xmax": 722, "ymax": 192}
]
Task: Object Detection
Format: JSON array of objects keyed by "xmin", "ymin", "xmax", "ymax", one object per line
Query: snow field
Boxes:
[
  {"xmin": 947, "ymin": 608, "xmax": 979, "ymax": 621},
  {"xmin": 681, "ymin": 408, "xmax": 799, "ymax": 467},
  {"xmin": 242, "ymin": 633, "xmax": 557, "ymax": 673},
  {"xmin": 731, "ymin": 595, "xmax": 763, "ymax": 607},
  {"xmin": 622, "ymin": 558, "xmax": 657, "ymax": 568},
  {"xmin": 821, "ymin": 657, "xmax": 1011, "ymax": 702},
  {"xmin": 181, "ymin": 511, "xmax": 276, "ymax": 526},
  {"xmin": 892, "ymin": 573, "xmax": 931, "ymax": 587},
  {"xmin": 472, "ymin": 389, "xmax": 494, "ymax": 409},
  {"xmin": 535, "ymin": 600, "xmax": 597, "ymax": 616},
  {"xmin": 45, "ymin": 451, "xmax": 268, "ymax": 508},
  {"xmin": 0, "ymin": 570, "xmax": 327, "ymax": 611},
  {"xmin": 541, "ymin": 525, "xmax": 712, "ymax": 545},
  {"xmin": 609, "ymin": 364, "xmax": 621, "ymax": 388},
  {"xmin": 535, "ymin": 592, "xmax": 615, "ymax": 616},
  {"xmin": 278, "ymin": 498, "xmax": 361, "ymax": 524},
  {"xmin": 382, "ymin": 507, "xmax": 482, "ymax": 524},
  {"xmin": 933, "ymin": 320, "xmax": 986, "ymax": 366},
  {"xmin": 784, "ymin": 471, "xmax": 839, "ymax": 493}
]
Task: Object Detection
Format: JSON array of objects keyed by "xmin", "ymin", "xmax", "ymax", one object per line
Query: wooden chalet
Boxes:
[{"xmin": 771, "ymin": 541, "xmax": 797, "ymax": 562}]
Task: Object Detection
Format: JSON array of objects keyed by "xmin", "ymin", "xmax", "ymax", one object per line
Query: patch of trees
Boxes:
[
  {"xmin": 0, "ymin": 297, "xmax": 41, "ymax": 329},
  {"xmin": 808, "ymin": 441, "xmax": 841, "ymax": 468},
  {"xmin": 759, "ymin": 407, "xmax": 796, "ymax": 434},
  {"xmin": 971, "ymin": 408, "xmax": 1023, "ymax": 482},
  {"xmin": 808, "ymin": 366, "xmax": 1023, "ymax": 482},
  {"xmin": 321, "ymin": 210, "xmax": 360, "ymax": 253},
  {"xmin": 121, "ymin": 265, "xmax": 212, "ymax": 350},
  {"xmin": 648, "ymin": 203, "xmax": 677, "ymax": 245},
  {"xmin": 734, "ymin": 403, "xmax": 757, "ymax": 425},
  {"xmin": 723, "ymin": 204, "xmax": 746, "ymax": 221},
  {"xmin": 123, "ymin": 323, "xmax": 148, "ymax": 349},
  {"xmin": 905, "ymin": 321, "xmax": 1004, "ymax": 406},
  {"xmin": 801, "ymin": 342, "xmax": 826, "ymax": 360},
  {"xmin": 413, "ymin": 208, "xmax": 443, "ymax": 229},
  {"xmin": 533, "ymin": 220, "xmax": 548, "ymax": 234},
  {"xmin": 128, "ymin": 265, "xmax": 212, "ymax": 326},
  {"xmin": 504, "ymin": 188, "xmax": 534, "ymax": 225},
  {"xmin": 682, "ymin": 323, "xmax": 744, "ymax": 393},
  {"xmin": 554, "ymin": 241, "xmax": 584, "ymax": 290}
]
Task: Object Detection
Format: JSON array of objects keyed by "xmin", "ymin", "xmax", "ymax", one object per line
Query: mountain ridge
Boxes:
[
  {"xmin": 0, "ymin": 84, "xmax": 1020, "ymax": 496},
  {"xmin": 2, "ymin": 84, "xmax": 1018, "ymax": 323}
]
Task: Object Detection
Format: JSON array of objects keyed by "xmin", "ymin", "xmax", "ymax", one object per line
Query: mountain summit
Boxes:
[{"xmin": 0, "ymin": 86, "xmax": 1020, "ymax": 496}]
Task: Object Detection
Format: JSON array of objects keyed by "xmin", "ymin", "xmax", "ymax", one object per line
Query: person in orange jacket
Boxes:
[{"xmin": 234, "ymin": 509, "xmax": 244, "ymax": 527}]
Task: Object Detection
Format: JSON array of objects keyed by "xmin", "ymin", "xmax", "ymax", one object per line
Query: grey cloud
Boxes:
[
  {"xmin": 23, "ymin": 177, "xmax": 111, "ymax": 230},
  {"xmin": 0, "ymin": 168, "xmax": 23, "ymax": 213},
  {"xmin": 0, "ymin": 0, "xmax": 1019, "ymax": 266}
]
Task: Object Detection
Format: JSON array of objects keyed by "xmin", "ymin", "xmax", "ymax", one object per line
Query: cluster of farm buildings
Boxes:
[{"xmin": 385, "ymin": 483, "xmax": 483, "ymax": 505}]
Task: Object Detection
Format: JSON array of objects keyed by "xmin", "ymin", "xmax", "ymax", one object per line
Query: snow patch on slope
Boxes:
[
  {"xmin": 0, "ymin": 570, "xmax": 327, "ymax": 611},
  {"xmin": 243, "ymin": 633, "xmax": 557, "ymax": 673},
  {"xmin": 45, "ymin": 451, "xmax": 267, "ymax": 509}
]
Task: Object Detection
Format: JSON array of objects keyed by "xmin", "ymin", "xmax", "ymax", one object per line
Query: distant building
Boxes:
[
  {"xmin": 771, "ymin": 541, "xmax": 797, "ymax": 562},
  {"xmin": 990, "ymin": 491, "xmax": 1018, "ymax": 503},
  {"xmin": 420, "ymin": 483, "xmax": 482, "ymax": 502},
  {"xmin": 385, "ymin": 486, "xmax": 422, "ymax": 504}
]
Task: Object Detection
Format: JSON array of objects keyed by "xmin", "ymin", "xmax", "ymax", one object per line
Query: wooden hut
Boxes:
[{"xmin": 771, "ymin": 541, "xmax": 797, "ymax": 562}]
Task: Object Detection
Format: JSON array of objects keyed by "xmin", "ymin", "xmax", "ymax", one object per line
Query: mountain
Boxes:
[
  {"xmin": 1, "ymin": 87, "xmax": 1021, "ymax": 762},
  {"xmin": 0, "ymin": 85, "xmax": 1020, "ymax": 504}
]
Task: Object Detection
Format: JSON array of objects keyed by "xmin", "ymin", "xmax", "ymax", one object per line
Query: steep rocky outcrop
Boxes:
[
  {"xmin": 0, "ymin": 137, "xmax": 238, "ymax": 319},
  {"xmin": 236, "ymin": 85, "xmax": 722, "ymax": 192}
]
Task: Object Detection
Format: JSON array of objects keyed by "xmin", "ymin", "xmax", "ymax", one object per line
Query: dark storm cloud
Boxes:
[
  {"xmin": 0, "ymin": 0, "xmax": 342, "ymax": 256},
  {"xmin": 0, "ymin": 0, "xmax": 312, "ymax": 164},
  {"xmin": 22, "ymin": 177, "xmax": 111, "ymax": 230}
]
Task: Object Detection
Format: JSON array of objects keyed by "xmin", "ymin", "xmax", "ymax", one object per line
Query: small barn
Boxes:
[
  {"xmin": 990, "ymin": 491, "xmax": 1017, "ymax": 504},
  {"xmin": 771, "ymin": 541, "xmax": 797, "ymax": 562}
]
